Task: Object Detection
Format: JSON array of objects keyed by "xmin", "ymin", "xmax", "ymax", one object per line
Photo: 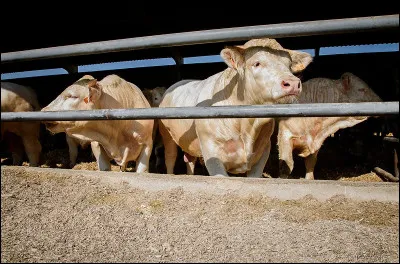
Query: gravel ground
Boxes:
[{"xmin": 1, "ymin": 166, "xmax": 398, "ymax": 263}]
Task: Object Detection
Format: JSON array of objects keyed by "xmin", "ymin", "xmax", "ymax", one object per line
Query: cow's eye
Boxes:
[
  {"xmin": 65, "ymin": 94, "xmax": 78, "ymax": 99},
  {"xmin": 253, "ymin": 62, "xmax": 261, "ymax": 67}
]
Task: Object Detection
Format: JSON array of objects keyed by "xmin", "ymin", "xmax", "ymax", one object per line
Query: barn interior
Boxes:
[{"xmin": 1, "ymin": 7, "xmax": 399, "ymax": 179}]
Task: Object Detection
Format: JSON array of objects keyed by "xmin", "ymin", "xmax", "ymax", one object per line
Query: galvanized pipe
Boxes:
[
  {"xmin": 1, "ymin": 102, "xmax": 398, "ymax": 122},
  {"xmin": 383, "ymin": 137, "xmax": 400, "ymax": 143},
  {"xmin": 2, "ymin": 15, "xmax": 398, "ymax": 63}
]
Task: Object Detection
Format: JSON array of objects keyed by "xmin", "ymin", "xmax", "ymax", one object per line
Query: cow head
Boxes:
[
  {"xmin": 340, "ymin": 72, "xmax": 382, "ymax": 102},
  {"xmin": 41, "ymin": 75, "xmax": 103, "ymax": 134},
  {"xmin": 220, "ymin": 38, "xmax": 313, "ymax": 104}
]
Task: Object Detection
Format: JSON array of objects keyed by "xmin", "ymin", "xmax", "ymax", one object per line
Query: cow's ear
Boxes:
[
  {"xmin": 86, "ymin": 79, "xmax": 102, "ymax": 103},
  {"xmin": 290, "ymin": 50, "xmax": 313, "ymax": 73},
  {"xmin": 341, "ymin": 74, "xmax": 351, "ymax": 92},
  {"xmin": 221, "ymin": 46, "xmax": 245, "ymax": 74}
]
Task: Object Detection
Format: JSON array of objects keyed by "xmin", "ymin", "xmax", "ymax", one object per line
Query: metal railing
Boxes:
[
  {"xmin": 1, "ymin": 15, "xmax": 398, "ymax": 64},
  {"xmin": 1, "ymin": 102, "xmax": 398, "ymax": 122},
  {"xmin": 1, "ymin": 14, "xmax": 399, "ymax": 122}
]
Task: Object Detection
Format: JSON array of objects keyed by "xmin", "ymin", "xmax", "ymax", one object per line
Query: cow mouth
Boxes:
[{"xmin": 276, "ymin": 94, "xmax": 299, "ymax": 104}]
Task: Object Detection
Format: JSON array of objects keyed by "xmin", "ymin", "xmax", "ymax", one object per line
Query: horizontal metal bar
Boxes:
[
  {"xmin": 1, "ymin": 102, "xmax": 398, "ymax": 122},
  {"xmin": 383, "ymin": 137, "xmax": 399, "ymax": 143},
  {"xmin": 2, "ymin": 15, "xmax": 398, "ymax": 64}
]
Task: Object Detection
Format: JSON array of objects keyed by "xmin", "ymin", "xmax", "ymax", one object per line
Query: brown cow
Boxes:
[{"xmin": 159, "ymin": 38, "xmax": 313, "ymax": 177}]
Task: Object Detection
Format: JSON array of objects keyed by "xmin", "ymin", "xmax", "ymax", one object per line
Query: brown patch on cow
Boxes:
[
  {"xmin": 224, "ymin": 139, "xmax": 244, "ymax": 154},
  {"xmin": 310, "ymin": 121, "xmax": 322, "ymax": 138}
]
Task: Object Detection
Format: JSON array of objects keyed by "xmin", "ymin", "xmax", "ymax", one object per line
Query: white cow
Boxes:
[
  {"xmin": 42, "ymin": 74, "xmax": 154, "ymax": 172},
  {"xmin": 159, "ymin": 38, "xmax": 313, "ymax": 177},
  {"xmin": 277, "ymin": 72, "xmax": 382, "ymax": 180},
  {"xmin": 1, "ymin": 82, "xmax": 42, "ymax": 166}
]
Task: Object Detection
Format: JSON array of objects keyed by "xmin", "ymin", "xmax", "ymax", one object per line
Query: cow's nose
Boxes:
[{"xmin": 281, "ymin": 77, "xmax": 301, "ymax": 95}]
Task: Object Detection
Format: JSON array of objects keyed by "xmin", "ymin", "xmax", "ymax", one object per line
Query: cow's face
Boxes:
[
  {"xmin": 41, "ymin": 78, "xmax": 102, "ymax": 134},
  {"xmin": 340, "ymin": 72, "xmax": 382, "ymax": 103},
  {"xmin": 151, "ymin": 87, "xmax": 167, "ymax": 107},
  {"xmin": 221, "ymin": 46, "xmax": 312, "ymax": 104}
]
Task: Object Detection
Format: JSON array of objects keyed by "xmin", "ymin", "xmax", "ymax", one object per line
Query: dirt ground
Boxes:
[
  {"xmin": 1, "ymin": 126, "xmax": 399, "ymax": 262},
  {"xmin": 1, "ymin": 165, "xmax": 399, "ymax": 263}
]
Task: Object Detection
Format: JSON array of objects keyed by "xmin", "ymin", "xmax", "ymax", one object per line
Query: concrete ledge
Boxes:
[{"xmin": 1, "ymin": 166, "xmax": 399, "ymax": 202}]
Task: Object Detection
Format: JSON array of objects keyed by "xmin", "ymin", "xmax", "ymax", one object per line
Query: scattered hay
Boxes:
[{"xmin": 339, "ymin": 172, "xmax": 383, "ymax": 182}]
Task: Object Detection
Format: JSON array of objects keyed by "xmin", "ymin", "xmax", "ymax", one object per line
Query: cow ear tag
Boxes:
[{"xmin": 84, "ymin": 97, "xmax": 89, "ymax": 104}]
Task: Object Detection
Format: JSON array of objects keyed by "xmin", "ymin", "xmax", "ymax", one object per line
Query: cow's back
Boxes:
[
  {"xmin": 1, "ymin": 82, "xmax": 41, "ymax": 137},
  {"xmin": 1, "ymin": 82, "xmax": 40, "ymax": 112},
  {"xmin": 160, "ymin": 79, "xmax": 204, "ymax": 108},
  {"xmin": 99, "ymin": 75, "xmax": 150, "ymax": 109},
  {"xmin": 299, "ymin": 78, "xmax": 346, "ymax": 103}
]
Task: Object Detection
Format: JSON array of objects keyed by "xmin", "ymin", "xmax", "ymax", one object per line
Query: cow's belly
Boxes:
[{"xmin": 161, "ymin": 118, "xmax": 202, "ymax": 157}]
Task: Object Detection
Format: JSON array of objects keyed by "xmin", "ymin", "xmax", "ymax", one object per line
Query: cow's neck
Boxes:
[{"xmin": 214, "ymin": 69, "xmax": 260, "ymax": 106}]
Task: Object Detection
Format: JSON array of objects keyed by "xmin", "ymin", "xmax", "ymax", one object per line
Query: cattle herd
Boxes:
[{"xmin": 1, "ymin": 38, "xmax": 390, "ymax": 180}]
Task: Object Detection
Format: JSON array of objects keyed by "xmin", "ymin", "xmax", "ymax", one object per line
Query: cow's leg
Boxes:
[
  {"xmin": 153, "ymin": 129, "xmax": 166, "ymax": 173},
  {"xmin": 21, "ymin": 135, "xmax": 42, "ymax": 167},
  {"xmin": 10, "ymin": 135, "xmax": 24, "ymax": 166},
  {"xmin": 135, "ymin": 140, "xmax": 153, "ymax": 173},
  {"xmin": 155, "ymin": 143, "xmax": 165, "ymax": 173},
  {"xmin": 248, "ymin": 121, "xmax": 274, "ymax": 178},
  {"xmin": 159, "ymin": 122, "xmax": 177, "ymax": 174},
  {"xmin": 248, "ymin": 140, "xmax": 271, "ymax": 178},
  {"xmin": 186, "ymin": 161, "xmax": 196, "ymax": 175},
  {"xmin": 5, "ymin": 132, "xmax": 24, "ymax": 165},
  {"xmin": 304, "ymin": 150, "xmax": 319, "ymax": 180},
  {"xmin": 66, "ymin": 135, "xmax": 79, "ymax": 168},
  {"xmin": 91, "ymin": 141, "xmax": 111, "ymax": 171},
  {"xmin": 11, "ymin": 149, "xmax": 24, "ymax": 166},
  {"xmin": 120, "ymin": 164, "xmax": 127, "ymax": 172},
  {"xmin": 199, "ymin": 139, "xmax": 228, "ymax": 177},
  {"xmin": 278, "ymin": 134, "xmax": 294, "ymax": 179},
  {"xmin": 203, "ymin": 156, "xmax": 228, "ymax": 177},
  {"xmin": 184, "ymin": 152, "xmax": 197, "ymax": 175}
]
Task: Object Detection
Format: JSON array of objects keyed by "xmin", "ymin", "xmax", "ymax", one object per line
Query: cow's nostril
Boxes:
[
  {"xmin": 282, "ymin": 81, "xmax": 290, "ymax": 87},
  {"xmin": 298, "ymin": 82, "xmax": 301, "ymax": 88}
]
